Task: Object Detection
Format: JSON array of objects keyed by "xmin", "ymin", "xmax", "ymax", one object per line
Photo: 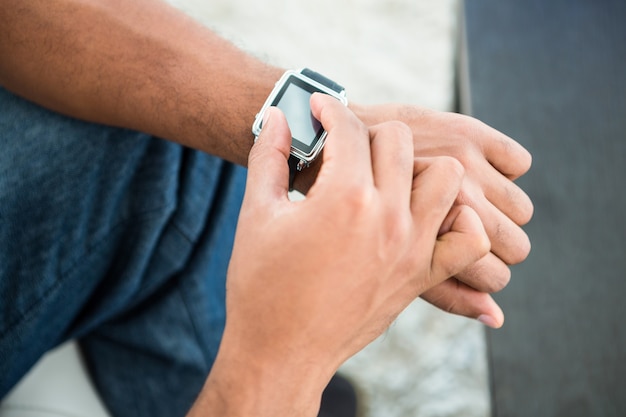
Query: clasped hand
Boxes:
[
  {"xmin": 194, "ymin": 93, "xmax": 532, "ymax": 416},
  {"xmin": 225, "ymin": 93, "xmax": 492, "ymax": 383}
]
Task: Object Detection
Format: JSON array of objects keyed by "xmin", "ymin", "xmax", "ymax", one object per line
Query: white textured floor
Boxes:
[{"xmin": 167, "ymin": 1, "xmax": 491, "ymax": 416}]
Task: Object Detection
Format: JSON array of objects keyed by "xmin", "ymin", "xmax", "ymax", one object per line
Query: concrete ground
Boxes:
[{"xmin": 166, "ymin": 1, "xmax": 491, "ymax": 416}]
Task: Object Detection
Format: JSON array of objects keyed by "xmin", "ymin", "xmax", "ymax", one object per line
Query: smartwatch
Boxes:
[{"xmin": 252, "ymin": 68, "xmax": 347, "ymax": 190}]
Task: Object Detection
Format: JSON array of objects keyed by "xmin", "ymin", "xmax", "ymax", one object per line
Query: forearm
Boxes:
[
  {"xmin": 0, "ymin": 0, "xmax": 282, "ymax": 165},
  {"xmin": 188, "ymin": 335, "xmax": 329, "ymax": 417}
]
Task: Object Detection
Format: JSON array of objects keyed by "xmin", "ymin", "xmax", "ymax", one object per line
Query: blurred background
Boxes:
[{"xmin": 461, "ymin": 2, "xmax": 626, "ymax": 417}]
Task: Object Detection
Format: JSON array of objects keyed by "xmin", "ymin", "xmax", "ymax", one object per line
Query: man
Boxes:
[{"xmin": 0, "ymin": 1, "xmax": 533, "ymax": 416}]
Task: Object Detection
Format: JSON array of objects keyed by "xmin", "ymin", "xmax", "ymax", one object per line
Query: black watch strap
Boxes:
[
  {"xmin": 288, "ymin": 154, "xmax": 299, "ymax": 191},
  {"xmin": 301, "ymin": 68, "xmax": 345, "ymax": 94}
]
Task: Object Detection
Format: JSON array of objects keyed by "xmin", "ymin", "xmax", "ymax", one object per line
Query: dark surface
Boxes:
[{"xmin": 460, "ymin": 1, "xmax": 626, "ymax": 416}]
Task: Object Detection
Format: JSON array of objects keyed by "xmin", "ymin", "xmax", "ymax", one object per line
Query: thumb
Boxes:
[{"xmin": 246, "ymin": 107, "xmax": 292, "ymax": 202}]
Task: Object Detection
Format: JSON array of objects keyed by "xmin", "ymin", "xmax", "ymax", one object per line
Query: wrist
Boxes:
[
  {"xmin": 189, "ymin": 333, "xmax": 331, "ymax": 417},
  {"xmin": 178, "ymin": 61, "xmax": 284, "ymax": 167}
]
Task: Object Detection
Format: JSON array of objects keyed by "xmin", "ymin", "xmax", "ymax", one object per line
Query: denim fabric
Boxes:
[{"xmin": 0, "ymin": 87, "xmax": 246, "ymax": 416}]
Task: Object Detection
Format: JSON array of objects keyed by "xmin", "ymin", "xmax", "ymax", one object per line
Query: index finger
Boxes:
[
  {"xmin": 471, "ymin": 118, "xmax": 532, "ymax": 180},
  {"xmin": 310, "ymin": 93, "xmax": 373, "ymax": 186},
  {"xmin": 369, "ymin": 121, "xmax": 414, "ymax": 207}
]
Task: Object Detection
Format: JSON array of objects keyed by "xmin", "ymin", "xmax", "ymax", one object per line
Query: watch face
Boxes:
[
  {"xmin": 252, "ymin": 70, "xmax": 347, "ymax": 166},
  {"xmin": 271, "ymin": 75, "xmax": 325, "ymax": 155}
]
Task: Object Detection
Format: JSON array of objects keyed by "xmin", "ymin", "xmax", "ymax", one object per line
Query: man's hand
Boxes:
[
  {"xmin": 190, "ymin": 94, "xmax": 491, "ymax": 417},
  {"xmin": 348, "ymin": 103, "xmax": 534, "ymax": 328}
]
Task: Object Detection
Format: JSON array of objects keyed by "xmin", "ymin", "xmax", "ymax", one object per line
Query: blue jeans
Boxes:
[{"xmin": 0, "ymin": 87, "xmax": 246, "ymax": 416}]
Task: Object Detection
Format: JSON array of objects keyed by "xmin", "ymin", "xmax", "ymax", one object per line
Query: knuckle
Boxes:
[
  {"xmin": 501, "ymin": 229, "xmax": 531, "ymax": 265},
  {"xmin": 481, "ymin": 259, "xmax": 512, "ymax": 292},
  {"xmin": 446, "ymin": 112, "xmax": 481, "ymax": 141},
  {"xmin": 475, "ymin": 233, "xmax": 492, "ymax": 259},
  {"xmin": 504, "ymin": 183, "xmax": 534, "ymax": 226},
  {"xmin": 483, "ymin": 278, "xmax": 508, "ymax": 294},
  {"xmin": 512, "ymin": 233, "xmax": 532, "ymax": 264},
  {"xmin": 475, "ymin": 264, "xmax": 511, "ymax": 293},
  {"xmin": 384, "ymin": 120, "xmax": 413, "ymax": 139},
  {"xmin": 518, "ymin": 148, "xmax": 533, "ymax": 174},
  {"xmin": 371, "ymin": 120, "xmax": 413, "ymax": 150},
  {"xmin": 505, "ymin": 141, "xmax": 532, "ymax": 177},
  {"xmin": 517, "ymin": 195, "xmax": 535, "ymax": 226},
  {"xmin": 443, "ymin": 298, "xmax": 459, "ymax": 315},
  {"xmin": 436, "ymin": 155, "xmax": 465, "ymax": 180},
  {"xmin": 341, "ymin": 185, "xmax": 375, "ymax": 213},
  {"xmin": 397, "ymin": 104, "xmax": 432, "ymax": 121},
  {"xmin": 457, "ymin": 204, "xmax": 491, "ymax": 256},
  {"xmin": 492, "ymin": 268, "xmax": 512, "ymax": 292},
  {"xmin": 455, "ymin": 186, "xmax": 477, "ymax": 209},
  {"xmin": 426, "ymin": 281, "xmax": 461, "ymax": 315},
  {"xmin": 434, "ymin": 258, "xmax": 463, "ymax": 283},
  {"xmin": 375, "ymin": 119, "xmax": 411, "ymax": 134}
]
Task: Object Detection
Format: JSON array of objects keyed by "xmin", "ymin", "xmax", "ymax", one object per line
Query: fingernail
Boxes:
[{"xmin": 477, "ymin": 314, "xmax": 499, "ymax": 329}]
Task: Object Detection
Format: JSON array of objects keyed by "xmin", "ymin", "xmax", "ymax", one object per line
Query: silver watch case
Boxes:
[{"xmin": 252, "ymin": 69, "xmax": 347, "ymax": 170}]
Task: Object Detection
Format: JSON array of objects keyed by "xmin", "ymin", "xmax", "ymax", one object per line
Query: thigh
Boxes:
[
  {"xmin": 80, "ymin": 159, "xmax": 246, "ymax": 417},
  {"xmin": 0, "ymin": 87, "xmax": 246, "ymax": 405}
]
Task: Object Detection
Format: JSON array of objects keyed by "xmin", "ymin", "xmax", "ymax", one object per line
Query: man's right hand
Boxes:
[{"xmin": 189, "ymin": 94, "xmax": 491, "ymax": 417}]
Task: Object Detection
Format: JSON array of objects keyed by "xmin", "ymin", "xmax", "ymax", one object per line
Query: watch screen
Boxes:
[{"xmin": 273, "ymin": 76, "xmax": 325, "ymax": 153}]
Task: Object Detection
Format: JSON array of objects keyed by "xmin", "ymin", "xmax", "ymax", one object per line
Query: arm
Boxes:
[
  {"xmin": 187, "ymin": 94, "xmax": 490, "ymax": 417},
  {"xmin": 0, "ymin": 0, "xmax": 281, "ymax": 166},
  {"xmin": 0, "ymin": 0, "xmax": 531, "ymax": 325}
]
